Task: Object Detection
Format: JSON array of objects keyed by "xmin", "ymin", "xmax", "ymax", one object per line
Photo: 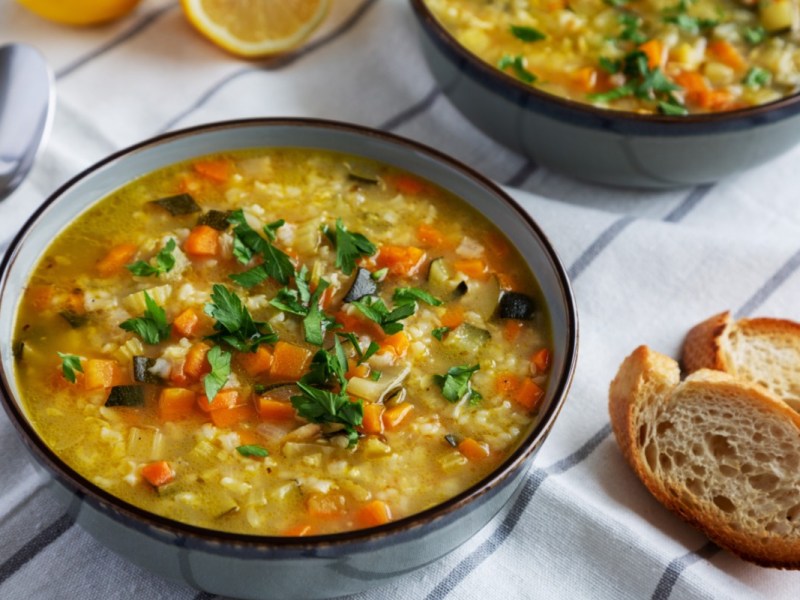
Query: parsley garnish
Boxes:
[
  {"xmin": 433, "ymin": 364, "xmax": 481, "ymax": 403},
  {"xmin": 323, "ymin": 218, "xmax": 377, "ymax": 276},
  {"xmin": 302, "ymin": 336, "xmax": 349, "ymax": 388},
  {"xmin": 204, "ymin": 284, "xmax": 278, "ymax": 351},
  {"xmin": 743, "ymin": 25, "xmax": 766, "ymax": 45},
  {"xmin": 369, "ymin": 370, "xmax": 382, "ymax": 381},
  {"xmin": 604, "ymin": 0, "xmax": 629, "ymax": 6},
  {"xmin": 126, "ymin": 239, "xmax": 177, "ymax": 277},
  {"xmin": 57, "ymin": 352, "xmax": 82, "ymax": 383},
  {"xmin": 350, "ymin": 296, "xmax": 415, "ymax": 335},
  {"xmin": 237, "ymin": 444, "xmax": 269, "ymax": 458},
  {"xmin": 203, "ymin": 345, "xmax": 231, "ymax": 401},
  {"xmin": 270, "ymin": 268, "xmax": 335, "ymax": 346},
  {"xmin": 619, "ymin": 13, "xmax": 647, "ymax": 44},
  {"xmin": 337, "ymin": 332, "xmax": 379, "ymax": 364},
  {"xmin": 599, "ymin": 57, "xmax": 622, "ymax": 74},
  {"xmin": 663, "ymin": 14, "xmax": 717, "ymax": 34},
  {"xmin": 120, "ymin": 291, "xmax": 171, "ymax": 345},
  {"xmin": 432, "ymin": 326, "xmax": 450, "ymax": 341},
  {"xmin": 291, "ymin": 382, "xmax": 363, "ymax": 446},
  {"xmin": 393, "ymin": 287, "xmax": 442, "ymax": 307},
  {"xmin": 658, "ymin": 100, "xmax": 689, "ymax": 115},
  {"xmin": 743, "ymin": 66, "xmax": 771, "ymax": 88},
  {"xmin": 510, "ymin": 25, "xmax": 546, "ymax": 42},
  {"xmin": 589, "ymin": 49, "xmax": 682, "ymax": 110},
  {"xmin": 498, "ymin": 54, "xmax": 536, "ymax": 84},
  {"xmin": 371, "ymin": 267, "xmax": 388, "ymax": 281},
  {"xmin": 227, "ymin": 209, "xmax": 294, "ymax": 285}
]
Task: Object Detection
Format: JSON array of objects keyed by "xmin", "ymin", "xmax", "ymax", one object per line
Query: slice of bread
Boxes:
[
  {"xmin": 682, "ymin": 311, "xmax": 800, "ymax": 412},
  {"xmin": 609, "ymin": 345, "xmax": 800, "ymax": 568}
]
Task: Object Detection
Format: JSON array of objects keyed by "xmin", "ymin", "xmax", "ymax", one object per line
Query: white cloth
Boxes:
[{"xmin": 2, "ymin": 1, "xmax": 800, "ymax": 598}]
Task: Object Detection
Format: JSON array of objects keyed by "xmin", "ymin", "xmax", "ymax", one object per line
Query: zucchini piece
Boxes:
[
  {"xmin": 12, "ymin": 340, "xmax": 24, "ymax": 361},
  {"xmin": 133, "ymin": 356, "xmax": 164, "ymax": 385},
  {"xmin": 59, "ymin": 309, "xmax": 88, "ymax": 329},
  {"xmin": 256, "ymin": 383, "xmax": 299, "ymax": 401},
  {"xmin": 105, "ymin": 385, "xmax": 145, "ymax": 407},
  {"xmin": 498, "ymin": 292, "xmax": 536, "ymax": 320},
  {"xmin": 453, "ymin": 281, "xmax": 468, "ymax": 298},
  {"xmin": 458, "ymin": 275, "xmax": 501, "ymax": 321},
  {"xmin": 443, "ymin": 323, "xmax": 490, "ymax": 360},
  {"xmin": 428, "ymin": 257, "xmax": 459, "ymax": 297},
  {"xmin": 197, "ymin": 210, "xmax": 232, "ymax": 231},
  {"xmin": 343, "ymin": 267, "xmax": 378, "ymax": 303},
  {"xmin": 347, "ymin": 365, "xmax": 410, "ymax": 403},
  {"xmin": 345, "ymin": 160, "xmax": 380, "ymax": 184},
  {"xmin": 149, "ymin": 194, "xmax": 201, "ymax": 216}
]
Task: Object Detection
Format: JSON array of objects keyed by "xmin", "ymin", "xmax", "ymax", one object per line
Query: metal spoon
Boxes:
[{"xmin": 0, "ymin": 43, "xmax": 54, "ymax": 201}]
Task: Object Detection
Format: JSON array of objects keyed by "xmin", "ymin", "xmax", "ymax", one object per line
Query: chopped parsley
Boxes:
[
  {"xmin": 392, "ymin": 287, "xmax": 442, "ymax": 307},
  {"xmin": 603, "ymin": 0, "xmax": 630, "ymax": 6},
  {"xmin": 658, "ymin": 100, "xmax": 689, "ymax": 115},
  {"xmin": 433, "ymin": 364, "xmax": 482, "ymax": 404},
  {"xmin": 589, "ymin": 49, "xmax": 683, "ymax": 111},
  {"xmin": 371, "ymin": 267, "xmax": 388, "ymax": 281},
  {"xmin": 204, "ymin": 284, "xmax": 278, "ymax": 351},
  {"xmin": 227, "ymin": 210, "xmax": 294, "ymax": 286},
  {"xmin": 743, "ymin": 66, "xmax": 771, "ymax": 88},
  {"xmin": 119, "ymin": 291, "xmax": 171, "ymax": 345},
  {"xmin": 291, "ymin": 382, "xmax": 363, "ymax": 446},
  {"xmin": 663, "ymin": 13, "xmax": 717, "ymax": 34},
  {"xmin": 498, "ymin": 54, "xmax": 536, "ymax": 84},
  {"xmin": 599, "ymin": 57, "xmax": 622, "ymax": 74},
  {"xmin": 57, "ymin": 352, "xmax": 82, "ymax": 383},
  {"xmin": 337, "ymin": 332, "xmax": 379, "ymax": 364},
  {"xmin": 126, "ymin": 239, "xmax": 177, "ymax": 277},
  {"xmin": 743, "ymin": 25, "xmax": 766, "ymax": 45},
  {"xmin": 350, "ymin": 296, "xmax": 415, "ymax": 335},
  {"xmin": 510, "ymin": 25, "xmax": 546, "ymax": 42},
  {"xmin": 323, "ymin": 218, "xmax": 377, "ymax": 276},
  {"xmin": 203, "ymin": 345, "xmax": 231, "ymax": 401},
  {"xmin": 369, "ymin": 370, "xmax": 382, "ymax": 382},
  {"xmin": 302, "ymin": 337, "xmax": 349, "ymax": 389},
  {"xmin": 270, "ymin": 267, "xmax": 335, "ymax": 346},
  {"xmin": 432, "ymin": 326, "xmax": 450, "ymax": 341},
  {"xmin": 236, "ymin": 444, "xmax": 269, "ymax": 458},
  {"xmin": 618, "ymin": 13, "xmax": 647, "ymax": 44}
]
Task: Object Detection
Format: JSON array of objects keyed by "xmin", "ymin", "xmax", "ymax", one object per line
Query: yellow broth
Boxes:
[{"xmin": 14, "ymin": 149, "xmax": 551, "ymax": 535}]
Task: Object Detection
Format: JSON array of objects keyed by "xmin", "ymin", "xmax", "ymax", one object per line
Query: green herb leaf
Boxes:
[
  {"xmin": 325, "ymin": 219, "xmax": 377, "ymax": 276},
  {"xmin": 120, "ymin": 291, "xmax": 171, "ymax": 345},
  {"xmin": 236, "ymin": 444, "xmax": 269, "ymax": 458},
  {"xmin": 433, "ymin": 364, "xmax": 481, "ymax": 403},
  {"xmin": 604, "ymin": 0, "xmax": 629, "ymax": 6},
  {"xmin": 303, "ymin": 337, "xmax": 348, "ymax": 388},
  {"xmin": 351, "ymin": 296, "xmax": 415, "ymax": 335},
  {"xmin": 393, "ymin": 287, "xmax": 443, "ymax": 307},
  {"xmin": 127, "ymin": 239, "xmax": 177, "ymax": 278},
  {"xmin": 205, "ymin": 284, "xmax": 278, "ymax": 351},
  {"xmin": 432, "ymin": 326, "xmax": 450, "ymax": 341},
  {"xmin": 203, "ymin": 345, "xmax": 231, "ymax": 401},
  {"xmin": 743, "ymin": 66, "xmax": 771, "ymax": 88},
  {"xmin": 663, "ymin": 13, "xmax": 717, "ymax": 34},
  {"xmin": 229, "ymin": 265, "xmax": 270, "ymax": 288},
  {"xmin": 371, "ymin": 267, "xmax": 388, "ymax": 281},
  {"xmin": 291, "ymin": 382, "xmax": 363, "ymax": 443},
  {"xmin": 369, "ymin": 370, "xmax": 382, "ymax": 381},
  {"xmin": 57, "ymin": 352, "xmax": 83, "ymax": 384},
  {"xmin": 498, "ymin": 54, "xmax": 536, "ymax": 84},
  {"xmin": 510, "ymin": 25, "xmax": 546, "ymax": 42},
  {"xmin": 658, "ymin": 100, "xmax": 689, "ymax": 115},
  {"xmin": 588, "ymin": 84, "xmax": 635, "ymax": 102},
  {"xmin": 228, "ymin": 209, "xmax": 294, "ymax": 284},
  {"xmin": 598, "ymin": 57, "xmax": 622, "ymax": 74},
  {"xmin": 619, "ymin": 13, "xmax": 647, "ymax": 44},
  {"xmin": 303, "ymin": 279, "xmax": 331, "ymax": 346},
  {"xmin": 263, "ymin": 219, "xmax": 285, "ymax": 242},
  {"xmin": 743, "ymin": 25, "xmax": 766, "ymax": 45},
  {"xmin": 336, "ymin": 332, "xmax": 379, "ymax": 364}
]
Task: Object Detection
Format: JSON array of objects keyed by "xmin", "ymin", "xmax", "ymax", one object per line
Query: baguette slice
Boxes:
[
  {"xmin": 682, "ymin": 311, "xmax": 800, "ymax": 411},
  {"xmin": 609, "ymin": 345, "xmax": 800, "ymax": 568}
]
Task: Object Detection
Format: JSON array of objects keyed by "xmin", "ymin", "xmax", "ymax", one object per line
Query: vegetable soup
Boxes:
[
  {"xmin": 14, "ymin": 149, "xmax": 551, "ymax": 536},
  {"xmin": 424, "ymin": 0, "xmax": 800, "ymax": 114}
]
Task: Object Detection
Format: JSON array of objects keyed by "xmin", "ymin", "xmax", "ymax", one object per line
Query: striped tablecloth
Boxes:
[{"xmin": 2, "ymin": 1, "xmax": 800, "ymax": 598}]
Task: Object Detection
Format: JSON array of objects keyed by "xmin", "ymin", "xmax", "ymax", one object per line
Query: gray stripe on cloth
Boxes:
[
  {"xmin": 156, "ymin": 0, "xmax": 378, "ymax": 135},
  {"xmin": 735, "ymin": 246, "xmax": 800, "ymax": 319},
  {"xmin": 651, "ymin": 542, "xmax": 720, "ymax": 600},
  {"xmin": 0, "ymin": 513, "xmax": 74, "ymax": 586},
  {"xmin": 379, "ymin": 86, "xmax": 442, "ymax": 131},
  {"xmin": 567, "ymin": 216, "xmax": 635, "ymax": 280},
  {"xmin": 504, "ymin": 160, "xmax": 538, "ymax": 187},
  {"xmin": 663, "ymin": 184, "xmax": 713, "ymax": 223},
  {"xmin": 55, "ymin": 5, "xmax": 177, "ymax": 80}
]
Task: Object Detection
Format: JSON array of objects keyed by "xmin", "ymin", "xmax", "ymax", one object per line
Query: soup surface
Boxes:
[
  {"xmin": 425, "ymin": 0, "xmax": 800, "ymax": 114},
  {"xmin": 14, "ymin": 149, "xmax": 551, "ymax": 536}
]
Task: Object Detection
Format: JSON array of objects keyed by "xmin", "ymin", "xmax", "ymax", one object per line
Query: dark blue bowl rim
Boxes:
[
  {"xmin": 410, "ymin": 0, "xmax": 800, "ymax": 136},
  {"xmin": 0, "ymin": 117, "xmax": 578, "ymax": 557}
]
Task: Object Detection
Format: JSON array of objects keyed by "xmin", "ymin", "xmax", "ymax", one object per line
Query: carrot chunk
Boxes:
[
  {"xmin": 361, "ymin": 403, "xmax": 385, "ymax": 435},
  {"xmin": 440, "ymin": 306, "xmax": 465, "ymax": 329},
  {"xmin": 389, "ymin": 174, "xmax": 426, "ymax": 196},
  {"xmin": 184, "ymin": 225, "xmax": 220, "ymax": 258},
  {"xmin": 495, "ymin": 372, "xmax": 521, "ymax": 397},
  {"xmin": 256, "ymin": 398, "xmax": 297, "ymax": 421},
  {"xmin": 515, "ymin": 377, "xmax": 544, "ymax": 412},
  {"xmin": 172, "ymin": 307, "xmax": 200, "ymax": 338},
  {"xmin": 26, "ymin": 284, "xmax": 54, "ymax": 311},
  {"xmin": 638, "ymin": 39, "xmax": 663, "ymax": 69},
  {"xmin": 417, "ymin": 223, "xmax": 444, "ymax": 247},
  {"xmin": 193, "ymin": 159, "xmax": 231, "ymax": 183},
  {"xmin": 237, "ymin": 346, "xmax": 274, "ymax": 377},
  {"xmin": 382, "ymin": 402, "xmax": 413, "ymax": 430},
  {"xmin": 708, "ymin": 40, "xmax": 746, "ymax": 71},
  {"xmin": 355, "ymin": 500, "xmax": 393, "ymax": 528},
  {"xmin": 532, "ymin": 348, "xmax": 550, "ymax": 374},
  {"xmin": 453, "ymin": 259, "xmax": 488, "ymax": 280},
  {"xmin": 346, "ymin": 359, "xmax": 370, "ymax": 380},
  {"xmin": 196, "ymin": 389, "xmax": 239, "ymax": 413},
  {"xmin": 458, "ymin": 438, "xmax": 490, "ymax": 461},
  {"xmin": 159, "ymin": 388, "xmax": 197, "ymax": 421},
  {"xmin": 306, "ymin": 493, "xmax": 346, "ymax": 517},
  {"xmin": 97, "ymin": 243, "xmax": 138, "ymax": 276},
  {"xmin": 210, "ymin": 404, "xmax": 256, "ymax": 428},
  {"xmin": 376, "ymin": 245, "xmax": 427, "ymax": 277},
  {"xmin": 84, "ymin": 359, "xmax": 123, "ymax": 390},
  {"xmin": 571, "ymin": 66, "xmax": 598, "ymax": 92},
  {"xmin": 270, "ymin": 341, "xmax": 312, "ymax": 381},
  {"xmin": 141, "ymin": 461, "xmax": 175, "ymax": 487},
  {"xmin": 503, "ymin": 320, "xmax": 524, "ymax": 342},
  {"xmin": 379, "ymin": 331, "xmax": 409, "ymax": 357},
  {"xmin": 183, "ymin": 342, "xmax": 212, "ymax": 381}
]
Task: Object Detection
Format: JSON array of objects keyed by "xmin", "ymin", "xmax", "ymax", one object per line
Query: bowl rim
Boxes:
[
  {"xmin": 0, "ymin": 117, "xmax": 578, "ymax": 554},
  {"xmin": 409, "ymin": 0, "xmax": 800, "ymax": 133}
]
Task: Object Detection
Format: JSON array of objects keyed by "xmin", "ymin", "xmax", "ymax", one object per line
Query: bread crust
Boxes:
[
  {"xmin": 609, "ymin": 346, "xmax": 800, "ymax": 569},
  {"xmin": 680, "ymin": 310, "xmax": 731, "ymax": 373}
]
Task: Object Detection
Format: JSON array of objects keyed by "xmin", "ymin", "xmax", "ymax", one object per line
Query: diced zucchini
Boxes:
[
  {"xmin": 12, "ymin": 341, "xmax": 24, "ymax": 361},
  {"xmin": 346, "ymin": 160, "xmax": 381, "ymax": 184},
  {"xmin": 59, "ymin": 310, "xmax": 88, "ymax": 329},
  {"xmin": 343, "ymin": 267, "xmax": 378, "ymax": 302},
  {"xmin": 458, "ymin": 275, "xmax": 501, "ymax": 321},
  {"xmin": 133, "ymin": 356, "xmax": 163, "ymax": 385},
  {"xmin": 293, "ymin": 217, "xmax": 322, "ymax": 256},
  {"xmin": 149, "ymin": 194, "xmax": 201, "ymax": 216},
  {"xmin": 498, "ymin": 292, "xmax": 536, "ymax": 320},
  {"xmin": 105, "ymin": 385, "xmax": 145, "ymax": 408},
  {"xmin": 122, "ymin": 284, "xmax": 172, "ymax": 313},
  {"xmin": 197, "ymin": 210, "xmax": 232, "ymax": 231},
  {"xmin": 427, "ymin": 258, "xmax": 455, "ymax": 297},
  {"xmin": 442, "ymin": 323, "xmax": 490, "ymax": 361}
]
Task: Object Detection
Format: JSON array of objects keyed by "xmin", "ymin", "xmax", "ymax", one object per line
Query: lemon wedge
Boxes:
[
  {"xmin": 181, "ymin": 0, "xmax": 330, "ymax": 58},
  {"xmin": 16, "ymin": 0, "xmax": 142, "ymax": 26}
]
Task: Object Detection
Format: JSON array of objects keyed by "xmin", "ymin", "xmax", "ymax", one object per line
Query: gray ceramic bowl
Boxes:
[
  {"xmin": 0, "ymin": 119, "xmax": 577, "ymax": 600},
  {"xmin": 410, "ymin": 0, "xmax": 800, "ymax": 189}
]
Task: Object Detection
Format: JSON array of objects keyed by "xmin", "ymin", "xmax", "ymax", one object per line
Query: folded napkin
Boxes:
[{"xmin": 2, "ymin": 1, "xmax": 800, "ymax": 598}]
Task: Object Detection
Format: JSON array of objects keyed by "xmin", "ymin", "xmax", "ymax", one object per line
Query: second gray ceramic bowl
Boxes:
[
  {"xmin": 410, "ymin": 0, "xmax": 800, "ymax": 189},
  {"xmin": 0, "ymin": 119, "xmax": 578, "ymax": 599}
]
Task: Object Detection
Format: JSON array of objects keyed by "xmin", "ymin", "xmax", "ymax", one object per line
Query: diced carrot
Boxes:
[
  {"xmin": 84, "ymin": 359, "xmax": 123, "ymax": 390},
  {"xmin": 237, "ymin": 346, "xmax": 273, "ymax": 377},
  {"xmin": 197, "ymin": 389, "xmax": 240, "ymax": 413},
  {"xmin": 638, "ymin": 39, "xmax": 664, "ymax": 70},
  {"xmin": 141, "ymin": 460, "xmax": 175, "ymax": 487},
  {"xmin": 256, "ymin": 398, "xmax": 297, "ymax": 421},
  {"xmin": 571, "ymin": 66, "xmax": 598, "ymax": 92},
  {"xmin": 355, "ymin": 500, "xmax": 393, "ymax": 528},
  {"xmin": 532, "ymin": 348, "xmax": 550, "ymax": 374},
  {"xmin": 708, "ymin": 40, "xmax": 746, "ymax": 71},
  {"xmin": 333, "ymin": 309, "xmax": 384, "ymax": 339},
  {"xmin": 546, "ymin": 0, "xmax": 566, "ymax": 10},
  {"xmin": 237, "ymin": 429, "xmax": 262, "ymax": 446},
  {"xmin": 389, "ymin": 174, "xmax": 426, "ymax": 196},
  {"xmin": 515, "ymin": 377, "xmax": 544, "ymax": 412},
  {"xmin": 159, "ymin": 388, "xmax": 197, "ymax": 421},
  {"xmin": 496, "ymin": 270, "xmax": 523, "ymax": 291},
  {"xmin": 504, "ymin": 320, "xmax": 524, "ymax": 342},
  {"xmin": 376, "ymin": 246, "xmax": 427, "ymax": 277},
  {"xmin": 697, "ymin": 88, "xmax": 734, "ymax": 111},
  {"xmin": 458, "ymin": 438, "xmax": 490, "ymax": 461},
  {"xmin": 282, "ymin": 524, "xmax": 314, "ymax": 537},
  {"xmin": 210, "ymin": 404, "xmax": 256, "ymax": 428},
  {"xmin": 453, "ymin": 259, "xmax": 488, "ymax": 280},
  {"xmin": 193, "ymin": 159, "xmax": 231, "ymax": 183},
  {"xmin": 674, "ymin": 71, "xmax": 708, "ymax": 96},
  {"xmin": 417, "ymin": 223, "xmax": 444, "ymax": 247},
  {"xmin": 64, "ymin": 289, "xmax": 85, "ymax": 314},
  {"xmin": 172, "ymin": 307, "xmax": 200, "ymax": 339},
  {"xmin": 361, "ymin": 403, "xmax": 385, "ymax": 435},
  {"xmin": 169, "ymin": 361, "xmax": 187, "ymax": 386},
  {"xmin": 184, "ymin": 225, "xmax": 220, "ymax": 258},
  {"xmin": 97, "ymin": 243, "xmax": 138, "ymax": 277},
  {"xmin": 183, "ymin": 342, "xmax": 212, "ymax": 381},
  {"xmin": 383, "ymin": 402, "xmax": 413, "ymax": 430},
  {"xmin": 495, "ymin": 372, "xmax": 521, "ymax": 397},
  {"xmin": 440, "ymin": 306, "xmax": 465, "ymax": 329},
  {"xmin": 486, "ymin": 232, "xmax": 511, "ymax": 259},
  {"xmin": 26, "ymin": 284, "xmax": 54, "ymax": 311},
  {"xmin": 346, "ymin": 359, "xmax": 370, "ymax": 380},
  {"xmin": 270, "ymin": 341, "xmax": 312, "ymax": 381},
  {"xmin": 379, "ymin": 331, "xmax": 409, "ymax": 357},
  {"xmin": 306, "ymin": 493, "xmax": 346, "ymax": 517},
  {"xmin": 320, "ymin": 286, "xmax": 335, "ymax": 310}
]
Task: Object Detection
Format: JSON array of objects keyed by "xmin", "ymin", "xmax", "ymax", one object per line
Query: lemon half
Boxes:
[
  {"xmin": 181, "ymin": 0, "xmax": 330, "ymax": 58},
  {"xmin": 17, "ymin": 0, "xmax": 142, "ymax": 26}
]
